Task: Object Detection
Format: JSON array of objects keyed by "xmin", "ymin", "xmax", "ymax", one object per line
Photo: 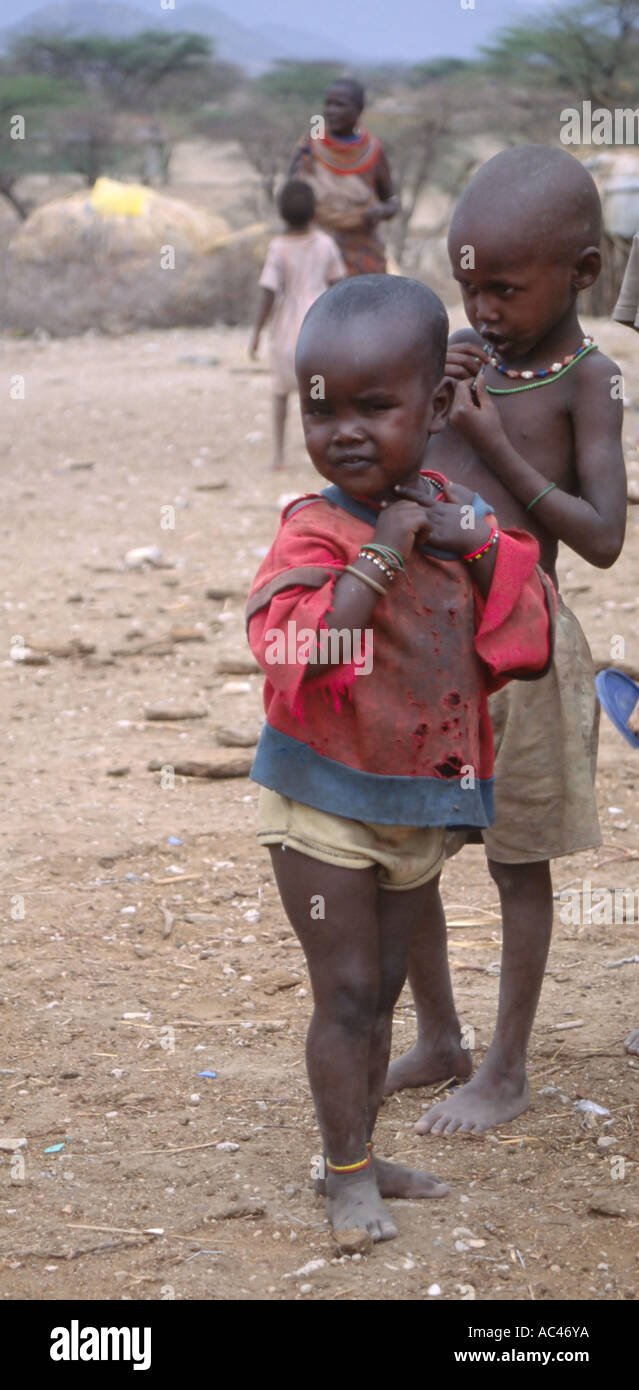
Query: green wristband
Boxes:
[
  {"xmin": 526, "ymin": 482, "xmax": 557, "ymax": 512},
  {"xmin": 366, "ymin": 542, "xmax": 405, "ymax": 571}
]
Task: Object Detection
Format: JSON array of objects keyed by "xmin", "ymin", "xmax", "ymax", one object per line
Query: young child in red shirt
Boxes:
[{"xmin": 246, "ymin": 274, "xmax": 554, "ymax": 1243}]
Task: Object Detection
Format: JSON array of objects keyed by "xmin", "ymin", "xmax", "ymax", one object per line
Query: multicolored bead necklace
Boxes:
[{"xmin": 483, "ymin": 336, "xmax": 597, "ymax": 395}]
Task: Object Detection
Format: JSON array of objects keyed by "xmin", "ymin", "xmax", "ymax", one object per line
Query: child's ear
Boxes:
[
  {"xmin": 428, "ymin": 376, "xmax": 455, "ymax": 435},
  {"xmin": 572, "ymin": 246, "xmax": 601, "ymax": 292}
]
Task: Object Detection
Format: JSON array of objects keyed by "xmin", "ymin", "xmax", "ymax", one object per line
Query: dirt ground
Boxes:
[{"xmin": 1, "ymin": 313, "xmax": 638, "ymax": 1303}]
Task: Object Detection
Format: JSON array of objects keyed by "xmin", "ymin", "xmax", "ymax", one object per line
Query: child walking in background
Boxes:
[
  {"xmin": 246, "ymin": 275, "xmax": 555, "ymax": 1243},
  {"xmin": 250, "ymin": 179, "xmax": 346, "ymax": 470}
]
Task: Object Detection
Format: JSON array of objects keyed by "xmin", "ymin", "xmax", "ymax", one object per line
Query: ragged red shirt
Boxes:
[{"xmin": 246, "ymin": 480, "xmax": 555, "ymax": 827}]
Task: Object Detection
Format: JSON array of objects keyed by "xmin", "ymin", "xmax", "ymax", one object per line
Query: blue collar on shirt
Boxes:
[{"xmin": 320, "ymin": 484, "xmax": 460, "ymax": 560}]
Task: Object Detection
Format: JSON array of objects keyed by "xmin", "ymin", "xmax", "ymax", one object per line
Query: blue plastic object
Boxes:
[{"xmin": 595, "ymin": 668, "xmax": 639, "ymax": 749}]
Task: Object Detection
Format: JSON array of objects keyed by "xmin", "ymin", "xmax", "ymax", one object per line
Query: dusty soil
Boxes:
[{"xmin": 1, "ymin": 315, "xmax": 638, "ymax": 1303}]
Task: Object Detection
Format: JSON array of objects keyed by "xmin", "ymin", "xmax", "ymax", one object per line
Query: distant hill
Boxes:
[
  {"xmin": 3, "ymin": 2, "xmax": 155, "ymax": 42},
  {"xmin": 0, "ymin": 0, "xmax": 358, "ymax": 72}
]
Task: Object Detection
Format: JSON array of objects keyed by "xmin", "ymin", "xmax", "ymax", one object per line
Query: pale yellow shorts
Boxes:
[{"xmin": 257, "ymin": 787, "xmax": 446, "ymax": 892}]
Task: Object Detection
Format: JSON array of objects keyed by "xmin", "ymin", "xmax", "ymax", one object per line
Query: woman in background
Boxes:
[{"xmin": 290, "ymin": 78, "xmax": 399, "ymax": 276}]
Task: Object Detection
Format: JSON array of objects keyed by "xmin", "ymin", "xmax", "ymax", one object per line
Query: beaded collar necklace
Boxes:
[{"xmin": 482, "ymin": 335, "xmax": 597, "ymax": 395}]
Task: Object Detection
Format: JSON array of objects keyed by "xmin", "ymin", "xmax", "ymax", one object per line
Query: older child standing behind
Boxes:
[
  {"xmin": 386, "ymin": 145, "xmax": 627, "ymax": 1136},
  {"xmin": 250, "ymin": 179, "xmax": 346, "ymax": 470}
]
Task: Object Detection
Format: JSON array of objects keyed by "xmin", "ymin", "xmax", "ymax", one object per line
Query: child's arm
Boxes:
[
  {"xmin": 449, "ymin": 363, "xmax": 627, "ymax": 568},
  {"xmin": 303, "ymin": 497, "xmax": 451, "ymax": 673},
  {"xmin": 394, "ymin": 480, "xmax": 554, "ymax": 682},
  {"xmin": 249, "ymin": 287, "xmax": 275, "ymax": 358},
  {"xmin": 247, "ymin": 495, "xmax": 480, "ymax": 693}
]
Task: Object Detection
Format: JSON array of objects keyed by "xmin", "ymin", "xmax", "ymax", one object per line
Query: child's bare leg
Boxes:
[
  {"xmin": 416, "ymin": 859, "xmax": 553, "ymax": 1135},
  {"xmin": 269, "ymin": 845, "xmax": 397, "ymax": 1239},
  {"xmin": 367, "ymin": 876, "xmax": 448, "ymax": 1199},
  {"xmin": 271, "ymin": 394, "xmax": 287, "ymax": 469},
  {"xmin": 384, "ymin": 887, "xmax": 472, "ymax": 1094},
  {"xmin": 268, "ymin": 846, "xmax": 447, "ymax": 1239}
]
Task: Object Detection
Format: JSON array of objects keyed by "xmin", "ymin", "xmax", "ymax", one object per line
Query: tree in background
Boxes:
[
  {"xmin": 376, "ymin": 55, "xmax": 560, "ymax": 267},
  {"xmin": 196, "ymin": 61, "xmax": 347, "ymax": 211},
  {"xmin": 374, "ymin": 92, "xmax": 454, "ymax": 266},
  {"xmin": 49, "ymin": 107, "xmax": 139, "ymax": 188},
  {"xmin": 0, "ymin": 31, "xmax": 242, "ymax": 211},
  {"xmin": 482, "ymin": 0, "xmax": 639, "ymax": 107},
  {"xmin": 481, "ymin": 0, "xmax": 639, "ymax": 313},
  {"xmin": 0, "ymin": 72, "xmax": 84, "ymax": 217},
  {"xmin": 8, "ymin": 32, "xmax": 214, "ymax": 108},
  {"xmin": 255, "ymin": 60, "xmax": 346, "ymax": 108}
]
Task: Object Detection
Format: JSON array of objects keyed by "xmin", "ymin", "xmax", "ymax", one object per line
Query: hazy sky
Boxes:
[{"xmin": 2, "ymin": 0, "xmax": 556, "ymax": 62}]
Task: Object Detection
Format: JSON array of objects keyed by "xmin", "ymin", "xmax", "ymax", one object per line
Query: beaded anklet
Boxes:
[{"xmin": 326, "ymin": 1153, "xmax": 372, "ymax": 1175}]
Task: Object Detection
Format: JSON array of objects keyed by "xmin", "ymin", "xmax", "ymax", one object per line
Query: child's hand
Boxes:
[
  {"xmin": 449, "ymin": 374, "xmax": 509, "ymax": 458},
  {"xmin": 388, "ymin": 480, "xmax": 492, "ymax": 558},
  {"xmin": 445, "ymin": 341, "xmax": 491, "ymax": 382},
  {"xmin": 374, "ymin": 498, "xmax": 438, "ymax": 558},
  {"xmin": 248, "ymin": 329, "xmax": 260, "ymax": 360}
]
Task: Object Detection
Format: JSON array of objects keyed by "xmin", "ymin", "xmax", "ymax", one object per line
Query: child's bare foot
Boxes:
[
  {"xmin": 271, "ymin": 458, "xmax": 286, "ymax": 471},
  {"xmin": 625, "ymin": 1028, "xmax": 639, "ymax": 1056},
  {"xmin": 415, "ymin": 1063, "xmax": 529, "ymax": 1135},
  {"xmin": 384, "ymin": 1035, "xmax": 472, "ymax": 1095},
  {"xmin": 326, "ymin": 1167, "xmax": 397, "ymax": 1242},
  {"xmin": 373, "ymin": 1156, "xmax": 448, "ymax": 1198},
  {"xmin": 316, "ymin": 1155, "xmax": 447, "ymax": 1200}
]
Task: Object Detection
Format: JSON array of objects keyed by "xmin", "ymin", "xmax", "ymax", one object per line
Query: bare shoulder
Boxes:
[
  {"xmin": 569, "ymin": 346, "xmax": 625, "ymax": 490},
  {"xmin": 573, "ymin": 347, "xmax": 622, "ymax": 391}
]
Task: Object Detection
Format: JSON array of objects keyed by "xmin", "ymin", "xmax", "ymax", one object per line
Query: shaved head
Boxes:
[
  {"xmin": 296, "ymin": 274, "xmax": 449, "ymax": 382},
  {"xmin": 450, "ymin": 144, "xmax": 602, "ymax": 261}
]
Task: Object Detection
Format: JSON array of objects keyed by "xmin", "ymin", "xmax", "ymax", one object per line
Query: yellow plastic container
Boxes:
[{"xmin": 90, "ymin": 177, "xmax": 150, "ymax": 218}]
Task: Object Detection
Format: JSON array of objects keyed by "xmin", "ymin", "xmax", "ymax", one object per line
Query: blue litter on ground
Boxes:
[
  {"xmin": 167, "ymin": 836, "xmax": 183, "ymax": 845},
  {"xmin": 197, "ymin": 1071, "xmax": 217, "ymax": 1080},
  {"xmin": 595, "ymin": 668, "xmax": 639, "ymax": 749},
  {"xmin": 44, "ymin": 1142, "xmax": 65, "ymax": 1153}
]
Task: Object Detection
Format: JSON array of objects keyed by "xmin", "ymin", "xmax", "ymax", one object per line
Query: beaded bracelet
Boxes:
[
  {"xmin": 361, "ymin": 545, "xmax": 401, "ymax": 572},
  {"xmin": 358, "ymin": 547, "xmax": 394, "ymax": 575},
  {"xmin": 463, "ymin": 527, "xmax": 499, "ymax": 563},
  {"xmin": 363, "ymin": 542, "xmax": 406, "ymax": 572},
  {"xmin": 358, "ymin": 547, "xmax": 396, "ymax": 582}
]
